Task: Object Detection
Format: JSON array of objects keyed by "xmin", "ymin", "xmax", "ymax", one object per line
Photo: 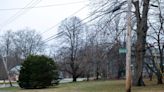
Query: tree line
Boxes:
[
  {"xmin": 0, "ymin": 28, "xmax": 44, "ymax": 81},
  {"xmin": 55, "ymin": 0, "xmax": 164, "ymax": 85},
  {"xmin": 0, "ymin": 0, "xmax": 164, "ymax": 87}
]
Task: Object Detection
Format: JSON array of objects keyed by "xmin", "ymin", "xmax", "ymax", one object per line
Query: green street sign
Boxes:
[{"xmin": 119, "ymin": 48, "xmax": 127, "ymax": 53}]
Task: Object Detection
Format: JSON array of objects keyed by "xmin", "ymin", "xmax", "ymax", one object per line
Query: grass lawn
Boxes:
[{"xmin": 0, "ymin": 79, "xmax": 164, "ymax": 92}]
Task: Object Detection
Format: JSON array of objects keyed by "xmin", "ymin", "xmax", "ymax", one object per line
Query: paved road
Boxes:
[
  {"xmin": 0, "ymin": 90, "xmax": 13, "ymax": 92},
  {"xmin": 60, "ymin": 78, "xmax": 86, "ymax": 83},
  {"xmin": 0, "ymin": 78, "xmax": 86, "ymax": 88},
  {"xmin": 0, "ymin": 84, "xmax": 18, "ymax": 88}
]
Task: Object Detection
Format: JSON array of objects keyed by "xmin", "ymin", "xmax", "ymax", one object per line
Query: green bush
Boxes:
[{"xmin": 18, "ymin": 55, "xmax": 59, "ymax": 89}]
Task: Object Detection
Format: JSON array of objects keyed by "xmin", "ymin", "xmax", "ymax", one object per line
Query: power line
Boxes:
[
  {"xmin": 0, "ymin": 0, "xmax": 42, "ymax": 30},
  {"xmin": 42, "ymin": 11, "xmax": 108, "ymax": 43},
  {"xmin": 42, "ymin": 29, "xmax": 63, "ymax": 42},
  {"xmin": 41, "ymin": 0, "xmax": 113, "ymax": 37},
  {"xmin": 42, "ymin": 1, "xmax": 118, "ymax": 43},
  {"xmin": 0, "ymin": 0, "xmax": 41, "ymax": 28},
  {"xmin": 0, "ymin": 1, "xmax": 87, "ymax": 11},
  {"xmin": 43, "ymin": 9, "xmax": 107, "ymax": 43},
  {"xmin": 40, "ymin": 5, "xmax": 88, "ymax": 35},
  {"xmin": 42, "ymin": 1, "xmax": 126, "ymax": 44}
]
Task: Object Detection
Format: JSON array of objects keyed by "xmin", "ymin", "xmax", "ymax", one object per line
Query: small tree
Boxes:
[{"xmin": 18, "ymin": 55, "xmax": 58, "ymax": 89}]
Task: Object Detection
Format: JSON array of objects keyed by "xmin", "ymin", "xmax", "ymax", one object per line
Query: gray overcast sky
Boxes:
[{"xmin": 0, "ymin": 0, "xmax": 89, "ymax": 40}]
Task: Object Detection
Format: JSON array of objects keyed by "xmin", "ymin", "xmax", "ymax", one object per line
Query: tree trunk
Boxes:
[
  {"xmin": 87, "ymin": 74, "xmax": 90, "ymax": 81},
  {"xmin": 159, "ymin": 51, "xmax": 164, "ymax": 73},
  {"xmin": 96, "ymin": 71, "xmax": 99, "ymax": 80},
  {"xmin": 145, "ymin": 65, "xmax": 153, "ymax": 81},
  {"xmin": 149, "ymin": 73, "xmax": 153, "ymax": 81},
  {"xmin": 132, "ymin": 0, "xmax": 150, "ymax": 86},
  {"xmin": 133, "ymin": 39, "xmax": 146, "ymax": 86},
  {"xmin": 145, "ymin": 59, "xmax": 163, "ymax": 84},
  {"xmin": 157, "ymin": 75, "xmax": 163, "ymax": 84},
  {"xmin": 95, "ymin": 62, "xmax": 100, "ymax": 80},
  {"xmin": 117, "ymin": 69, "xmax": 121, "ymax": 79},
  {"xmin": 73, "ymin": 76, "xmax": 77, "ymax": 82},
  {"xmin": 156, "ymin": 72, "xmax": 163, "ymax": 84},
  {"xmin": 3, "ymin": 79, "xmax": 6, "ymax": 86}
]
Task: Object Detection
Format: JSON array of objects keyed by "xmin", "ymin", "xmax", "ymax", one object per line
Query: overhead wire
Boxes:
[
  {"xmin": 42, "ymin": 14, "xmax": 106, "ymax": 43},
  {"xmin": 42, "ymin": 1, "xmax": 127, "ymax": 44},
  {"xmin": 42, "ymin": 1, "xmax": 113, "ymax": 43},
  {"xmin": 40, "ymin": 4, "xmax": 88, "ymax": 35},
  {"xmin": 40, "ymin": 5, "xmax": 89, "ymax": 43},
  {"xmin": 0, "ymin": 0, "xmax": 42, "ymax": 30},
  {"xmin": 0, "ymin": 1, "xmax": 87, "ymax": 11},
  {"xmin": 42, "ymin": 1, "xmax": 113, "ymax": 41}
]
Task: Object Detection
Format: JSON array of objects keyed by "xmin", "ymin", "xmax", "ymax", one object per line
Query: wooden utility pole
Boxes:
[
  {"xmin": 2, "ymin": 56, "xmax": 13, "ymax": 87},
  {"xmin": 126, "ymin": 0, "xmax": 132, "ymax": 92}
]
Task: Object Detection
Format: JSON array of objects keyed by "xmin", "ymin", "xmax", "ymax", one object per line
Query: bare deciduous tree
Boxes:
[
  {"xmin": 12, "ymin": 28, "xmax": 44, "ymax": 58},
  {"xmin": 144, "ymin": 44, "xmax": 163, "ymax": 84},
  {"xmin": 58, "ymin": 16, "xmax": 86, "ymax": 82}
]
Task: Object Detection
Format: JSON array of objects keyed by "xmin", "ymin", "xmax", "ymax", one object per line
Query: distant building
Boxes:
[{"xmin": 0, "ymin": 56, "xmax": 22, "ymax": 80}]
